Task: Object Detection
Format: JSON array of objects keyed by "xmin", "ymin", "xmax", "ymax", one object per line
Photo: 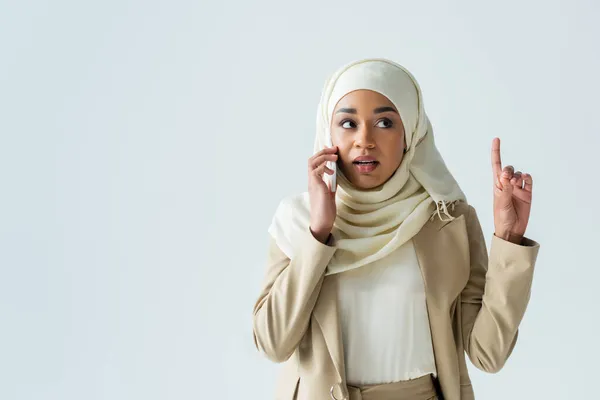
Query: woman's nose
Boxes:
[{"xmin": 354, "ymin": 125, "xmax": 376, "ymax": 149}]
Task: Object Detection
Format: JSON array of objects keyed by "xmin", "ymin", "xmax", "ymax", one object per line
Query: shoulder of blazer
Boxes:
[
  {"xmin": 423, "ymin": 200, "xmax": 472, "ymax": 233},
  {"xmin": 450, "ymin": 200, "xmax": 471, "ymax": 217}
]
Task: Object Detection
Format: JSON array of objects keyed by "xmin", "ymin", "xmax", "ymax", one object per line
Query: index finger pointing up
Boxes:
[{"xmin": 491, "ymin": 137, "xmax": 502, "ymax": 178}]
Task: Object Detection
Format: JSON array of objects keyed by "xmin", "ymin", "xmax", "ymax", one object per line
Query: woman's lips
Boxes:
[{"xmin": 353, "ymin": 161, "xmax": 379, "ymax": 173}]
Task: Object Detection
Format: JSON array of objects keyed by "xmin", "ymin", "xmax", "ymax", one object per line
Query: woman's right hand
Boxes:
[{"xmin": 308, "ymin": 146, "xmax": 338, "ymax": 243}]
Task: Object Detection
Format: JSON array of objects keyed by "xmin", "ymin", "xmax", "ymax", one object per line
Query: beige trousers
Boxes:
[{"xmin": 346, "ymin": 374, "xmax": 439, "ymax": 400}]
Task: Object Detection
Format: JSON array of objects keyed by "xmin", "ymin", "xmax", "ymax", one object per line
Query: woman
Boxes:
[{"xmin": 252, "ymin": 58, "xmax": 540, "ymax": 400}]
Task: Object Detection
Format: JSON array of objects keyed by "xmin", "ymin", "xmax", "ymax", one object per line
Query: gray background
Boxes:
[{"xmin": 1, "ymin": 0, "xmax": 598, "ymax": 399}]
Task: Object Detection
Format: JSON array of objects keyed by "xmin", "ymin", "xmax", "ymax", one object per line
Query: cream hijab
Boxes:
[{"xmin": 268, "ymin": 58, "xmax": 466, "ymax": 276}]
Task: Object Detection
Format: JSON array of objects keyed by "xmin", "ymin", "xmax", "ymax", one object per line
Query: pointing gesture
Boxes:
[{"xmin": 491, "ymin": 138, "xmax": 533, "ymax": 244}]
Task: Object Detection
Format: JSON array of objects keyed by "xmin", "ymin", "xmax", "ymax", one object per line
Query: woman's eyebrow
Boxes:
[
  {"xmin": 335, "ymin": 106, "xmax": 398, "ymax": 114},
  {"xmin": 373, "ymin": 106, "xmax": 398, "ymax": 114}
]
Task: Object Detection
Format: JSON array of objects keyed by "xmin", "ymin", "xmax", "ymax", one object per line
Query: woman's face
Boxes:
[{"xmin": 330, "ymin": 89, "xmax": 406, "ymax": 190}]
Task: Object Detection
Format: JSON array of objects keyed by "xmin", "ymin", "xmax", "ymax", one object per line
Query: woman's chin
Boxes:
[{"xmin": 348, "ymin": 175, "xmax": 385, "ymax": 190}]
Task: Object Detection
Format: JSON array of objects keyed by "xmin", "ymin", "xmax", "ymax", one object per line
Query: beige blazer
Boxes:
[{"xmin": 252, "ymin": 201, "xmax": 540, "ymax": 400}]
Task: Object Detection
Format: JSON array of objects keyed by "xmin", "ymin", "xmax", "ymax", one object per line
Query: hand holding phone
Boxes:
[{"xmin": 307, "ymin": 140, "xmax": 338, "ymax": 242}]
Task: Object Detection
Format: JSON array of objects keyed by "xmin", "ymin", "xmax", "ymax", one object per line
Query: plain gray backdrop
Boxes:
[{"xmin": 1, "ymin": 0, "xmax": 599, "ymax": 399}]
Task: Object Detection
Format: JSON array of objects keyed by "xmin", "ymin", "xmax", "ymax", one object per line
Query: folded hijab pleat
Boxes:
[{"xmin": 268, "ymin": 58, "xmax": 466, "ymax": 276}]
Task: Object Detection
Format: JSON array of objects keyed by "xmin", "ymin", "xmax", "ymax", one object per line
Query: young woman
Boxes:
[{"xmin": 252, "ymin": 58, "xmax": 540, "ymax": 400}]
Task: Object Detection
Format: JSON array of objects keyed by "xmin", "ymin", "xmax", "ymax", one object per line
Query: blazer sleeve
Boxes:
[
  {"xmin": 460, "ymin": 205, "xmax": 540, "ymax": 373},
  {"xmin": 252, "ymin": 226, "xmax": 337, "ymax": 363}
]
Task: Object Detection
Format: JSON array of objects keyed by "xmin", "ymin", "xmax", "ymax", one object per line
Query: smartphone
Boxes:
[{"xmin": 324, "ymin": 126, "xmax": 337, "ymax": 192}]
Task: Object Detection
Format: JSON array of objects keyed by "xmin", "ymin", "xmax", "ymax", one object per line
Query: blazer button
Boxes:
[{"xmin": 330, "ymin": 382, "xmax": 348, "ymax": 400}]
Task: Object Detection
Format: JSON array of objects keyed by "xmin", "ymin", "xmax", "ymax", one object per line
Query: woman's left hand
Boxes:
[{"xmin": 491, "ymin": 137, "xmax": 533, "ymax": 244}]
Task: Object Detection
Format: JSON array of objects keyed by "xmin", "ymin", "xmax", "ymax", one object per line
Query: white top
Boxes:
[{"xmin": 336, "ymin": 238, "xmax": 437, "ymax": 386}]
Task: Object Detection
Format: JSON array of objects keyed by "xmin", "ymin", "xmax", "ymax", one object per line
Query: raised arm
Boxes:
[{"xmin": 461, "ymin": 204, "xmax": 540, "ymax": 372}]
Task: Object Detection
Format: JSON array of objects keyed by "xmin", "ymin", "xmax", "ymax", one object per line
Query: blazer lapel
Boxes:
[
  {"xmin": 313, "ymin": 274, "xmax": 346, "ymax": 384},
  {"xmin": 412, "ymin": 213, "xmax": 470, "ymax": 308}
]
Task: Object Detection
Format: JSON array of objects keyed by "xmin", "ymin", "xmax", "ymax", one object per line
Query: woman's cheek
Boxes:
[{"xmin": 338, "ymin": 153, "xmax": 350, "ymax": 168}]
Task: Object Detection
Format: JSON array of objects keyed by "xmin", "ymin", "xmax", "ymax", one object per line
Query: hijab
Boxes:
[{"xmin": 268, "ymin": 58, "xmax": 466, "ymax": 276}]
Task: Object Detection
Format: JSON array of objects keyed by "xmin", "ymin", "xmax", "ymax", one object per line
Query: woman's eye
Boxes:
[
  {"xmin": 341, "ymin": 120, "xmax": 355, "ymax": 129},
  {"xmin": 339, "ymin": 119, "xmax": 392, "ymax": 129},
  {"xmin": 376, "ymin": 119, "xmax": 393, "ymax": 128}
]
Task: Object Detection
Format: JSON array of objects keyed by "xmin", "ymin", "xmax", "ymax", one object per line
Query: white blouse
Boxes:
[{"xmin": 336, "ymin": 238, "xmax": 437, "ymax": 386}]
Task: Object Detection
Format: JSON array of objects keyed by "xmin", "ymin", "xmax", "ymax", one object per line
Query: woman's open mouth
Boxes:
[{"xmin": 353, "ymin": 160, "xmax": 379, "ymax": 174}]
